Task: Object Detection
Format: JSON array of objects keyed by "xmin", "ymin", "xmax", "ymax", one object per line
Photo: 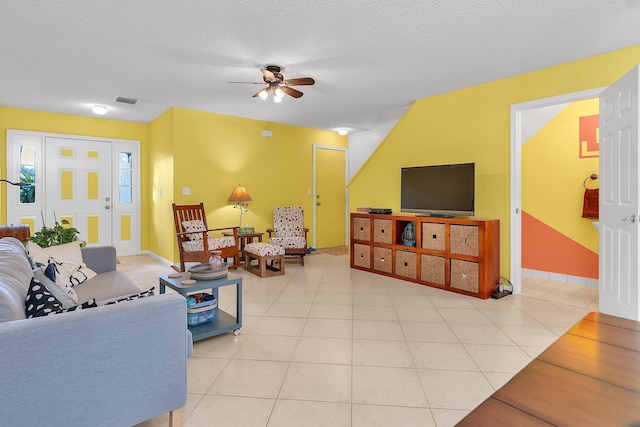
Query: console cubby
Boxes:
[
  {"xmin": 350, "ymin": 213, "xmax": 499, "ymax": 299},
  {"xmin": 373, "ymin": 219, "xmax": 392, "ymax": 244}
]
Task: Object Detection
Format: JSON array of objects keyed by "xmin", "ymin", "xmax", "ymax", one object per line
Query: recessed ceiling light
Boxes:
[
  {"xmin": 337, "ymin": 129, "xmax": 348, "ymax": 136},
  {"xmin": 92, "ymin": 105, "xmax": 108, "ymax": 115}
]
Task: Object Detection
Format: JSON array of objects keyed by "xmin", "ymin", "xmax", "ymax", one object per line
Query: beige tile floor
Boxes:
[{"xmin": 126, "ymin": 254, "xmax": 598, "ymax": 427}]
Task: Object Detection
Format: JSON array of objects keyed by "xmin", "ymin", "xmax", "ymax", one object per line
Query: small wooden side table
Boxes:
[{"xmin": 223, "ymin": 231, "xmax": 264, "ymax": 262}]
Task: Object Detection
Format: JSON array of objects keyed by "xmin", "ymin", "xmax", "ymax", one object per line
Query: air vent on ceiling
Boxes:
[{"xmin": 114, "ymin": 96, "xmax": 140, "ymax": 105}]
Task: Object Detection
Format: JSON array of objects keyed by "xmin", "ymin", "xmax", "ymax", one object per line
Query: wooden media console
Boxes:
[{"xmin": 350, "ymin": 213, "xmax": 500, "ymax": 299}]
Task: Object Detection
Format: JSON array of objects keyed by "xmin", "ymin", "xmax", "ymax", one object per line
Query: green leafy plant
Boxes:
[
  {"xmin": 30, "ymin": 212, "xmax": 83, "ymax": 248},
  {"xmin": 19, "ymin": 167, "xmax": 35, "ymax": 204}
]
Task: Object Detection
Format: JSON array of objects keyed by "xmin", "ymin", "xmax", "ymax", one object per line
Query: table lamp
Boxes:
[{"xmin": 228, "ymin": 184, "xmax": 253, "ymax": 228}]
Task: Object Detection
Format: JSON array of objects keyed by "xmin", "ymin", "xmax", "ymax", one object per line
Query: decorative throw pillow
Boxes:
[
  {"xmin": 101, "ymin": 287, "xmax": 155, "ymax": 306},
  {"xmin": 33, "ymin": 266, "xmax": 79, "ymax": 309},
  {"xmin": 25, "ymin": 278, "xmax": 96, "ymax": 318},
  {"xmin": 64, "ymin": 299, "xmax": 97, "ymax": 312},
  {"xmin": 181, "ymin": 220, "xmax": 207, "ymax": 241},
  {"xmin": 27, "ymin": 241, "xmax": 84, "ymax": 266},
  {"xmin": 26, "ymin": 241, "xmax": 97, "ymax": 288},
  {"xmin": 25, "ymin": 278, "xmax": 62, "ymax": 317}
]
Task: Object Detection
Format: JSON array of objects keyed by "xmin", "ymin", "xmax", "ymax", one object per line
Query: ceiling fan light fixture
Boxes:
[
  {"xmin": 231, "ymin": 65, "xmax": 314, "ymax": 101},
  {"xmin": 257, "ymin": 89, "xmax": 269, "ymax": 100}
]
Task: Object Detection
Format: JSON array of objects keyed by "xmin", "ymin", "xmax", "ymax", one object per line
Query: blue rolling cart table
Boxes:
[{"xmin": 159, "ymin": 272, "xmax": 242, "ymax": 341}]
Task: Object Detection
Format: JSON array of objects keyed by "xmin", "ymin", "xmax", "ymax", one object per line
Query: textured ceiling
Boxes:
[{"xmin": 1, "ymin": 1, "xmax": 640, "ymax": 132}]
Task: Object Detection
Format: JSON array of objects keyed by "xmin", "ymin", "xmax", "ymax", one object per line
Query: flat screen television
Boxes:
[{"xmin": 401, "ymin": 163, "xmax": 475, "ymax": 217}]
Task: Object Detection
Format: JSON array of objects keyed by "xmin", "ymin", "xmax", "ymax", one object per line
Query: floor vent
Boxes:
[{"xmin": 114, "ymin": 96, "xmax": 140, "ymax": 105}]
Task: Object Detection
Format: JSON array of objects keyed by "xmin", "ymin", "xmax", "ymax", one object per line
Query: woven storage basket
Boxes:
[
  {"xmin": 394, "ymin": 250, "xmax": 417, "ymax": 279},
  {"xmin": 353, "ymin": 217, "xmax": 371, "ymax": 241},
  {"xmin": 450, "ymin": 225, "xmax": 479, "ymax": 256},
  {"xmin": 353, "ymin": 244, "xmax": 371, "ymax": 268},
  {"xmin": 450, "ymin": 259, "xmax": 479, "ymax": 292},
  {"xmin": 420, "ymin": 254, "xmax": 445, "ymax": 285},
  {"xmin": 421, "ymin": 223, "xmax": 446, "ymax": 251},
  {"xmin": 373, "ymin": 219, "xmax": 392, "ymax": 244},
  {"xmin": 373, "ymin": 247, "xmax": 392, "ymax": 273}
]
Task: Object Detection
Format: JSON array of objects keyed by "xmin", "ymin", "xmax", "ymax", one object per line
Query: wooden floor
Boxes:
[
  {"xmin": 310, "ymin": 246, "xmax": 348, "ymax": 256},
  {"xmin": 458, "ymin": 312, "xmax": 640, "ymax": 426}
]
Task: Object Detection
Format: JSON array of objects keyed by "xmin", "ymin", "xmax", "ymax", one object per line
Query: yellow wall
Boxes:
[
  {"xmin": 151, "ymin": 107, "xmax": 347, "ymax": 263},
  {"xmin": 0, "ymin": 106, "xmax": 347, "ymax": 264},
  {"xmin": 523, "ymin": 99, "xmax": 600, "ymax": 253},
  {"xmin": 0, "ymin": 107, "xmax": 150, "ymax": 247},
  {"xmin": 349, "ymin": 43, "xmax": 640, "ymax": 280},
  {"xmin": 148, "ymin": 108, "xmax": 175, "ymax": 261}
]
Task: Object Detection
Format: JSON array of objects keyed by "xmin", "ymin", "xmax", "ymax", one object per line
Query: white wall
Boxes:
[{"xmin": 347, "ymin": 104, "xmax": 411, "ymax": 182}]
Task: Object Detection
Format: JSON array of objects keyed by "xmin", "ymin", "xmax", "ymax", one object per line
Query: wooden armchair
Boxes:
[
  {"xmin": 172, "ymin": 203, "xmax": 240, "ymax": 272},
  {"xmin": 266, "ymin": 206, "xmax": 308, "ymax": 266}
]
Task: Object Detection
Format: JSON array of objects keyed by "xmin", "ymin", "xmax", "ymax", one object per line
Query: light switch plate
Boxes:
[{"xmin": 182, "ymin": 187, "xmax": 190, "ymax": 195}]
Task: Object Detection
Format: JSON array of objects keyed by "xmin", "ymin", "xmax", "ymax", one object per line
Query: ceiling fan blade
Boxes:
[
  {"xmin": 284, "ymin": 77, "xmax": 315, "ymax": 86},
  {"xmin": 229, "ymin": 81, "xmax": 265, "ymax": 84},
  {"xmin": 280, "ymin": 86, "xmax": 304, "ymax": 98},
  {"xmin": 260, "ymin": 68, "xmax": 277, "ymax": 82}
]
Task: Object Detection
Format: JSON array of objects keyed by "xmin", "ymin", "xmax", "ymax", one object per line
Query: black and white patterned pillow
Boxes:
[
  {"xmin": 101, "ymin": 287, "xmax": 155, "ymax": 306},
  {"xmin": 25, "ymin": 278, "xmax": 62, "ymax": 317},
  {"xmin": 25, "ymin": 278, "xmax": 97, "ymax": 318},
  {"xmin": 65, "ymin": 299, "xmax": 97, "ymax": 312}
]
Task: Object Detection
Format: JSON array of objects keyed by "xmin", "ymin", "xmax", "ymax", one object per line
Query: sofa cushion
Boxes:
[
  {"xmin": 33, "ymin": 266, "xmax": 78, "ymax": 309},
  {"xmin": 0, "ymin": 237, "xmax": 33, "ymax": 298},
  {"xmin": 25, "ymin": 278, "xmax": 97, "ymax": 318},
  {"xmin": 0, "ymin": 284, "xmax": 26, "ymax": 322},
  {"xmin": 72, "ymin": 271, "xmax": 141, "ymax": 305},
  {"xmin": 26, "ymin": 241, "xmax": 97, "ymax": 287}
]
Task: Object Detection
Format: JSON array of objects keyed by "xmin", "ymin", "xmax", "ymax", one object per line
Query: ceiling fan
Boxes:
[{"xmin": 229, "ymin": 65, "xmax": 315, "ymax": 103}]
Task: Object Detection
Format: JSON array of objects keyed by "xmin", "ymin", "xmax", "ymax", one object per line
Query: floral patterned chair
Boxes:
[
  {"xmin": 172, "ymin": 203, "xmax": 239, "ymax": 272},
  {"xmin": 266, "ymin": 206, "xmax": 308, "ymax": 266}
]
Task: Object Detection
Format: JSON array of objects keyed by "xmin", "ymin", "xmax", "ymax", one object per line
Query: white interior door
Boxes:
[
  {"xmin": 599, "ymin": 66, "xmax": 640, "ymax": 321},
  {"xmin": 45, "ymin": 137, "xmax": 113, "ymax": 246}
]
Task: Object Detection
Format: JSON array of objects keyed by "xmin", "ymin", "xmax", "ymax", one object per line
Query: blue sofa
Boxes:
[{"xmin": 0, "ymin": 237, "xmax": 191, "ymax": 427}]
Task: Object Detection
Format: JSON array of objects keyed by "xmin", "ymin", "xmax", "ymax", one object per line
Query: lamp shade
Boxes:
[{"xmin": 228, "ymin": 185, "xmax": 253, "ymax": 202}]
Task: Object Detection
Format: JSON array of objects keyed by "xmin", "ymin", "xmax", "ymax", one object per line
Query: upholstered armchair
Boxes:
[
  {"xmin": 172, "ymin": 203, "xmax": 240, "ymax": 272},
  {"xmin": 266, "ymin": 206, "xmax": 308, "ymax": 266}
]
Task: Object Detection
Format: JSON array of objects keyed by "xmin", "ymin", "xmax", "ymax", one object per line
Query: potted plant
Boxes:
[{"xmin": 30, "ymin": 212, "xmax": 84, "ymax": 248}]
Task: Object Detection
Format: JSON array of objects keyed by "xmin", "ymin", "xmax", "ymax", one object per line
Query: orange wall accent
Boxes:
[
  {"xmin": 522, "ymin": 211, "xmax": 598, "ymax": 279},
  {"xmin": 579, "ymin": 114, "xmax": 600, "ymax": 158}
]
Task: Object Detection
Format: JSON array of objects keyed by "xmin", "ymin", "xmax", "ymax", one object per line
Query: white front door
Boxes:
[
  {"xmin": 599, "ymin": 66, "xmax": 640, "ymax": 321},
  {"xmin": 45, "ymin": 137, "xmax": 113, "ymax": 246},
  {"xmin": 6, "ymin": 130, "xmax": 141, "ymax": 256}
]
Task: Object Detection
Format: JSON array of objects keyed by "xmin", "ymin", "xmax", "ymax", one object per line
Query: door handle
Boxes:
[
  {"xmin": 621, "ymin": 214, "xmax": 637, "ymax": 223},
  {"xmin": 317, "ymin": 202, "xmax": 321, "ymax": 206},
  {"xmin": 105, "ymin": 205, "xmax": 111, "ymax": 210}
]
